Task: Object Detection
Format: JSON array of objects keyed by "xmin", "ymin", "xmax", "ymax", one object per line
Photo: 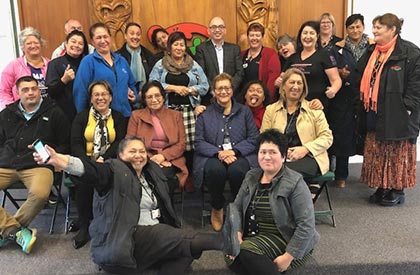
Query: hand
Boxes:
[
  {"xmin": 30, "ymin": 144, "xmax": 68, "ymax": 172},
  {"xmin": 325, "ymin": 86, "xmax": 336, "ymax": 99},
  {"xmin": 287, "ymin": 146, "xmax": 309, "ymax": 161},
  {"xmin": 96, "ymin": 156, "xmax": 104, "ymax": 163},
  {"xmin": 338, "ymin": 65, "xmax": 350, "ymax": 79},
  {"xmin": 150, "ymin": 154, "xmax": 166, "ymax": 165},
  {"xmin": 176, "ymin": 86, "xmax": 189, "ymax": 97},
  {"xmin": 218, "ymin": 149, "xmax": 235, "ymax": 161},
  {"xmin": 194, "ymin": 105, "xmax": 206, "ymax": 116},
  {"xmin": 274, "ymin": 72, "xmax": 284, "ymax": 87},
  {"xmin": 308, "ymin": 99, "xmax": 324, "ymax": 110},
  {"xmin": 222, "ymin": 155, "xmax": 237, "ymax": 164},
  {"xmin": 128, "ymin": 88, "xmax": 136, "ymax": 102},
  {"xmin": 61, "ymin": 64, "xmax": 75, "ymax": 84},
  {"xmin": 226, "ymin": 231, "xmax": 243, "ymax": 261},
  {"xmin": 273, "ymin": 252, "xmax": 294, "ymax": 273},
  {"xmin": 160, "ymin": 160, "xmax": 172, "ymax": 167}
]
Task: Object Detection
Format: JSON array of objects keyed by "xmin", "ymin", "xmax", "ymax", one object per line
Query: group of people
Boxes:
[{"xmin": 0, "ymin": 10, "xmax": 419, "ymax": 275}]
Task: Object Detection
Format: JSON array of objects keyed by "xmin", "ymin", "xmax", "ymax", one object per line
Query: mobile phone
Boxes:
[{"xmin": 32, "ymin": 138, "xmax": 50, "ymax": 163}]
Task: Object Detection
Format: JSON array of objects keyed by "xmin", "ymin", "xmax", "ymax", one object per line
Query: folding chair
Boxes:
[
  {"xmin": 1, "ymin": 171, "xmax": 66, "ymax": 234},
  {"xmin": 172, "ymin": 186, "xmax": 185, "ymax": 226},
  {"xmin": 309, "ymin": 171, "xmax": 336, "ymax": 227}
]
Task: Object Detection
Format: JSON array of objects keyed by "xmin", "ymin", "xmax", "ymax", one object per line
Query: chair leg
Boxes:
[
  {"xmin": 49, "ymin": 172, "xmax": 65, "ymax": 234},
  {"xmin": 324, "ymin": 183, "xmax": 336, "ymax": 227}
]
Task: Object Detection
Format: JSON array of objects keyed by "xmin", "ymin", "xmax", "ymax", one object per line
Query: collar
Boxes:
[
  {"xmin": 211, "ymin": 40, "xmax": 224, "ymax": 49},
  {"xmin": 18, "ymin": 97, "xmax": 43, "ymax": 119}
]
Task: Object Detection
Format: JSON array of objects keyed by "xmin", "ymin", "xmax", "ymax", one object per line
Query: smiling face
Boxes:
[
  {"xmin": 170, "ymin": 38, "xmax": 186, "ymax": 61},
  {"xmin": 144, "ymin": 86, "xmax": 164, "ymax": 112},
  {"xmin": 214, "ymin": 79, "xmax": 233, "ymax": 106},
  {"xmin": 300, "ymin": 25, "xmax": 318, "ymax": 50},
  {"xmin": 65, "ymin": 34, "xmax": 85, "ymax": 58},
  {"xmin": 92, "ymin": 26, "xmax": 111, "ymax": 54},
  {"xmin": 208, "ymin": 17, "xmax": 226, "ymax": 43},
  {"xmin": 346, "ymin": 19, "xmax": 365, "ymax": 44},
  {"xmin": 119, "ymin": 139, "xmax": 148, "ymax": 174},
  {"xmin": 90, "ymin": 84, "xmax": 112, "ymax": 115},
  {"xmin": 283, "ymin": 73, "xmax": 304, "ymax": 103},
  {"xmin": 245, "ymin": 83, "xmax": 265, "ymax": 108},
  {"xmin": 258, "ymin": 142, "xmax": 284, "ymax": 175},
  {"xmin": 247, "ymin": 30, "xmax": 263, "ymax": 50},
  {"xmin": 125, "ymin": 25, "xmax": 142, "ymax": 50},
  {"xmin": 320, "ymin": 16, "xmax": 333, "ymax": 36},
  {"xmin": 156, "ymin": 31, "xmax": 168, "ymax": 51},
  {"xmin": 372, "ymin": 21, "xmax": 395, "ymax": 46},
  {"xmin": 278, "ymin": 42, "xmax": 296, "ymax": 59},
  {"xmin": 22, "ymin": 35, "xmax": 42, "ymax": 57}
]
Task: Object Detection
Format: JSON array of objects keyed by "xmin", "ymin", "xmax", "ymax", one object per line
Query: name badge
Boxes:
[
  {"xmin": 222, "ymin": 143, "xmax": 232, "ymax": 150},
  {"xmin": 151, "ymin": 209, "xmax": 161, "ymax": 219}
]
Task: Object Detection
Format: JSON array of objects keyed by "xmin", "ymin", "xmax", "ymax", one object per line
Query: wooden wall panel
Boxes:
[
  {"xmin": 278, "ymin": 0, "xmax": 348, "ymax": 43},
  {"xmin": 16, "ymin": 0, "xmax": 347, "ymax": 58},
  {"xmin": 133, "ymin": 0, "xmax": 238, "ymax": 53},
  {"xmin": 17, "ymin": 0, "xmax": 90, "ymax": 58}
]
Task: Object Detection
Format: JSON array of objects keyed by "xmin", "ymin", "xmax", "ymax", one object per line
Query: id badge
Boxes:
[
  {"xmin": 222, "ymin": 143, "xmax": 232, "ymax": 150},
  {"xmin": 151, "ymin": 209, "xmax": 161, "ymax": 219}
]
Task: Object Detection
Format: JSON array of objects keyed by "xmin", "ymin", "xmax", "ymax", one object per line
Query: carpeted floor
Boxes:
[{"xmin": 1, "ymin": 163, "xmax": 419, "ymax": 275}]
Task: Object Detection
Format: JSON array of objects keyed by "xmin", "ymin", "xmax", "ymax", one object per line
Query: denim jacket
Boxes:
[{"xmin": 149, "ymin": 59, "xmax": 209, "ymax": 108}]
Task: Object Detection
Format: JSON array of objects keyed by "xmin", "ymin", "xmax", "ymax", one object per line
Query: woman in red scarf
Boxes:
[{"xmin": 358, "ymin": 13, "xmax": 420, "ymax": 206}]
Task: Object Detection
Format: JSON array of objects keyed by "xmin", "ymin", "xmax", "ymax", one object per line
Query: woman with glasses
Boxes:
[
  {"xmin": 319, "ymin": 12, "xmax": 342, "ymax": 49},
  {"xmin": 70, "ymin": 80, "xmax": 127, "ymax": 249},
  {"xmin": 149, "ymin": 31, "xmax": 209, "ymax": 192},
  {"xmin": 194, "ymin": 73, "xmax": 259, "ymax": 232},
  {"xmin": 126, "ymin": 80, "xmax": 188, "ymax": 198}
]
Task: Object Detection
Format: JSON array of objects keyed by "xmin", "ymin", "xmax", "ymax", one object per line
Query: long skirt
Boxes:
[{"xmin": 360, "ymin": 132, "xmax": 417, "ymax": 189}]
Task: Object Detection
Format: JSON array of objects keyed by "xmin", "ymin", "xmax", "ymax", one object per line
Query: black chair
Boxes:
[
  {"xmin": 1, "ymin": 171, "xmax": 66, "ymax": 234},
  {"xmin": 309, "ymin": 171, "xmax": 336, "ymax": 227}
]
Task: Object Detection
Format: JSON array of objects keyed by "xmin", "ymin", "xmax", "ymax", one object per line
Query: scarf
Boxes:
[
  {"xmin": 360, "ymin": 35, "xmax": 398, "ymax": 112},
  {"xmin": 162, "ymin": 52, "xmax": 193, "ymax": 74},
  {"xmin": 126, "ymin": 44, "xmax": 147, "ymax": 89},
  {"xmin": 345, "ymin": 33, "xmax": 369, "ymax": 62},
  {"xmin": 91, "ymin": 106, "xmax": 112, "ymax": 159}
]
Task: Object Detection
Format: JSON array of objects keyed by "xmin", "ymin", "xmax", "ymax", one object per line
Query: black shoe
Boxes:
[
  {"xmin": 380, "ymin": 189, "xmax": 405, "ymax": 207},
  {"xmin": 222, "ymin": 203, "xmax": 241, "ymax": 257},
  {"xmin": 72, "ymin": 228, "xmax": 90, "ymax": 249},
  {"xmin": 68, "ymin": 220, "xmax": 80, "ymax": 233},
  {"xmin": 369, "ymin": 188, "xmax": 390, "ymax": 204}
]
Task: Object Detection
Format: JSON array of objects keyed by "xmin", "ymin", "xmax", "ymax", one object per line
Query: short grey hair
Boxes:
[{"xmin": 18, "ymin": 27, "xmax": 46, "ymax": 50}]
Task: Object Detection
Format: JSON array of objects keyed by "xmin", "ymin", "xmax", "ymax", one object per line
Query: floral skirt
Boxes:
[{"xmin": 360, "ymin": 132, "xmax": 417, "ymax": 189}]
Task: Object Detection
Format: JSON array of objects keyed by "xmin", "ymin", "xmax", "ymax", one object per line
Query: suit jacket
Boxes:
[{"xmin": 195, "ymin": 40, "xmax": 244, "ymax": 101}]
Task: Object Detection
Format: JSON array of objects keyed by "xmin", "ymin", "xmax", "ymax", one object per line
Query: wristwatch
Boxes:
[{"xmin": 187, "ymin": 88, "xmax": 192, "ymax": 94}]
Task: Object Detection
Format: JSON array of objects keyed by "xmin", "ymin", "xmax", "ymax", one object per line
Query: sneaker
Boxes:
[
  {"xmin": 15, "ymin": 227, "xmax": 37, "ymax": 254},
  {"xmin": 222, "ymin": 203, "xmax": 241, "ymax": 257},
  {"xmin": 48, "ymin": 191, "xmax": 58, "ymax": 205}
]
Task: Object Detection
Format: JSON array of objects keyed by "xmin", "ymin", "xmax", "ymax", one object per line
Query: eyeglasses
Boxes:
[
  {"xmin": 70, "ymin": 26, "xmax": 83, "ymax": 31},
  {"xmin": 209, "ymin": 25, "xmax": 226, "ymax": 31},
  {"xmin": 215, "ymin": 86, "xmax": 232, "ymax": 94},
  {"xmin": 320, "ymin": 21, "xmax": 332, "ymax": 25},
  {"xmin": 145, "ymin": 94, "xmax": 163, "ymax": 101},
  {"xmin": 92, "ymin": 92, "xmax": 110, "ymax": 98}
]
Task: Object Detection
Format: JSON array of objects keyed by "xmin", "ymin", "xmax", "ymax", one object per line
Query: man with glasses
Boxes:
[
  {"xmin": 51, "ymin": 18, "xmax": 94, "ymax": 59},
  {"xmin": 195, "ymin": 16, "xmax": 244, "ymax": 105},
  {"xmin": 0, "ymin": 76, "xmax": 70, "ymax": 253}
]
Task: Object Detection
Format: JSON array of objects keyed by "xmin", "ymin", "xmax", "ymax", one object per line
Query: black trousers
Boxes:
[{"xmin": 204, "ymin": 157, "xmax": 250, "ymax": 209}]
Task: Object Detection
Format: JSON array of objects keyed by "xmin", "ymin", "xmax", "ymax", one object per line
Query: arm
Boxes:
[
  {"xmin": 265, "ymin": 50, "xmax": 281, "ymax": 99},
  {"xmin": 190, "ymin": 61, "xmax": 210, "ymax": 97},
  {"xmin": 403, "ymin": 54, "xmax": 420, "ymax": 112},
  {"xmin": 72, "ymin": 58, "xmax": 91, "ymax": 113},
  {"xmin": 260, "ymin": 105, "xmax": 274, "ymax": 132},
  {"xmin": 232, "ymin": 107, "xmax": 259, "ymax": 157},
  {"xmin": 324, "ymin": 67, "xmax": 342, "ymax": 99},
  {"xmin": 160, "ymin": 111, "xmax": 187, "ymax": 161},
  {"xmin": 70, "ymin": 111, "xmax": 89, "ymax": 158},
  {"xmin": 194, "ymin": 113, "xmax": 221, "ymax": 157},
  {"xmin": 302, "ymin": 110, "xmax": 333, "ymax": 157},
  {"xmin": 0, "ymin": 61, "xmax": 18, "ymax": 110},
  {"xmin": 231, "ymin": 45, "xmax": 244, "ymax": 90}
]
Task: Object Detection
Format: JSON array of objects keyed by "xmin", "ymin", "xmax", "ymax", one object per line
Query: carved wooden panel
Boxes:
[
  {"xmin": 88, "ymin": 0, "xmax": 132, "ymax": 50},
  {"xmin": 237, "ymin": 0, "xmax": 279, "ymax": 50}
]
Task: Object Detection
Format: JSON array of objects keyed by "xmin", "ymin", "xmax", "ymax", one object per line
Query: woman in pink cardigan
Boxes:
[
  {"xmin": 0, "ymin": 27, "xmax": 49, "ymax": 110},
  {"xmin": 126, "ymin": 80, "xmax": 188, "ymax": 197},
  {"xmin": 240, "ymin": 22, "xmax": 281, "ymax": 103}
]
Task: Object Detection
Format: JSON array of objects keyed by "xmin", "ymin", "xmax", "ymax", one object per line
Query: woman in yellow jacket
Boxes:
[{"xmin": 261, "ymin": 68, "xmax": 333, "ymax": 188}]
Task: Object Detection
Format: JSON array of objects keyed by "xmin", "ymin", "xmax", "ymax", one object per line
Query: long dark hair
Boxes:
[{"xmin": 65, "ymin": 30, "xmax": 89, "ymax": 57}]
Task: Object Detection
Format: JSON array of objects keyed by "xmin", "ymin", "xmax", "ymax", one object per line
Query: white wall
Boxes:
[
  {"xmin": 351, "ymin": 0, "xmax": 419, "ymax": 47},
  {"xmin": 0, "ymin": 0, "xmax": 19, "ymax": 73}
]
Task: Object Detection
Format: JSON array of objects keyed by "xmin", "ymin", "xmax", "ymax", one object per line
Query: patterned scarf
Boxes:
[
  {"xmin": 360, "ymin": 35, "xmax": 398, "ymax": 112},
  {"xmin": 345, "ymin": 33, "xmax": 369, "ymax": 62},
  {"xmin": 162, "ymin": 52, "xmax": 193, "ymax": 74},
  {"xmin": 126, "ymin": 44, "xmax": 147, "ymax": 90},
  {"xmin": 91, "ymin": 106, "xmax": 112, "ymax": 159}
]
